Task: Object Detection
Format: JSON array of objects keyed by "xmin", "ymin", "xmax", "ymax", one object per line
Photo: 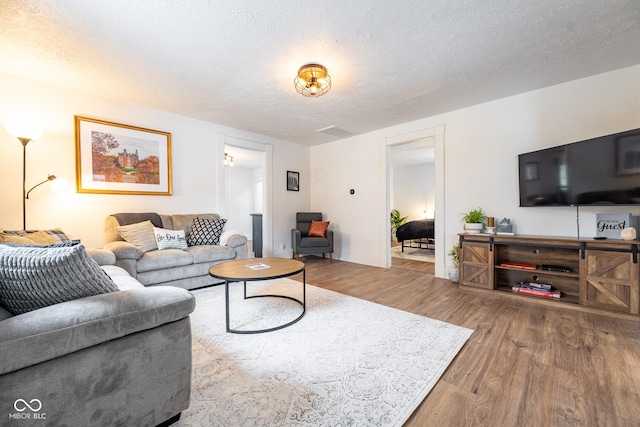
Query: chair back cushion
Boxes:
[{"xmin": 296, "ymin": 212, "xmax": 323, "ymax": 237}]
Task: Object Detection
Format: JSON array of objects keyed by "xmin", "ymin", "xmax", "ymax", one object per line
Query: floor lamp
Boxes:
[{"xmin": 3, "ymin": 122, "xmax": 57, "ymax": 230}]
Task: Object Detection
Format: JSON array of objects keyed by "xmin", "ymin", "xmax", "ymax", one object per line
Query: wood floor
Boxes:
[{"xmin": 299, "ymin": 255, "xmax": 640, "ymax": 427}]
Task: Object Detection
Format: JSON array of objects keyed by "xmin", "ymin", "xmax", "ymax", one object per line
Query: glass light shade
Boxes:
[
  {"xmin": 4, "ymin": 121, "xmax": 43, "ymax": 141},
  {"xmin": 50, "ymin": 177, "xmax": 69, "ymax": 192}
]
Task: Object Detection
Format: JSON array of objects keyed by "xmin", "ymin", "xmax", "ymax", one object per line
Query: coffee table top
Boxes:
[{"xmin": 209, "ymin": 258, "xmax": 305, "ymax": 281}]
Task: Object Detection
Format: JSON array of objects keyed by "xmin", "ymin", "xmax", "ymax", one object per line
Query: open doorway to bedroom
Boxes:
[{"xmin": 389, "ymin": 139, "xmax": 435, "ymax": 270}]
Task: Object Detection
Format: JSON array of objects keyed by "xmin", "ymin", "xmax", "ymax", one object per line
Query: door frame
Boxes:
[
  {"xmin": 379, "ymin": 124, "xmax": 446, "ymax": 276},
  {"xmin": 217, "ymin": 134, "xmax": 274, "ymax": 257}
]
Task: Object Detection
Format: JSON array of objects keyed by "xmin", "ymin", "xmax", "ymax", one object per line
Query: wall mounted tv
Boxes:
[{"xmin": 519, "ymin": 128, "xmax": 640, "ymax": 207}]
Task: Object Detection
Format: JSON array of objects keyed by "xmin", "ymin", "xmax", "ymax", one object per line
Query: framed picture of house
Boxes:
[
  {"xmin": 75, "ymin": 116, "xmax": 172, "ymax": 195},
  {"xmin": 616, "ymin": 131, "xmax": 640, "ymax": 176},
  {"xmin": 287, "ymin": 171, "xmax": 299, "ymax": 191}
]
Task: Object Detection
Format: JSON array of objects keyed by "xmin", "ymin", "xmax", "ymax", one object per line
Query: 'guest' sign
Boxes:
[{"xmin": 596, "ymin": 213, "xmax": 638, "ymax": 239}]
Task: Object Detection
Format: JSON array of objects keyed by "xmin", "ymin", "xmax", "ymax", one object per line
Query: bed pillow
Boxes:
[
  {"xmin": 308, "ymin": 220, "xmax": 330, "ymax": 238},
  {"xmin": 115, "ymin": 220, "xmax": 157, "ymax": 253},
  {"xmin": 187, "ymin": 217, "xmax": 227, "ymax": 246},
  {"xmin": 153, "ymin": 226, "xmax": 188, "ymax": 250},
  {"xmin": 0, "ymin": 244, "xmax": 119, "ymax": 315}
]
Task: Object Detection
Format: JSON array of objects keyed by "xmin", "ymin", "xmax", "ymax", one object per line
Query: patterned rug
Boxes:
[
  {"xmin": 391, "ymin": 245, "xmax": 435, "ymax": 262},
  {"xmin": 174, "ymin": 279, "xmax": 472, "ymax": 426}
]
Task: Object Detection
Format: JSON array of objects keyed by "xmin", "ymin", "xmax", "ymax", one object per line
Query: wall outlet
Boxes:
[{"xmin": 280, "ymin": 243, "xmax": 286, "ymax": 250}]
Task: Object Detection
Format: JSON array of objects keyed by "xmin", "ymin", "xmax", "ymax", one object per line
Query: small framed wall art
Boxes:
[
  {"xmin": 75, "ymin": 116, "xmax": 172, "ymax": 195},
  {"xmin": 287, "ymin": 171, "xmax": 299, "ymax": 191}
]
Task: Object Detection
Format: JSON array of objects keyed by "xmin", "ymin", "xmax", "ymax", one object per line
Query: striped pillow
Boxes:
[{"xmin": 115, "ymin": 220, "xmax": 157, "ymax": 253}]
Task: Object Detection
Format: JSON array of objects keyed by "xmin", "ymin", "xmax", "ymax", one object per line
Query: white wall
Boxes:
[
  {"xmin": 0, "ymin": 72, "xmax": 310, "ymax": 253},
  {"xmin": 2, "ymin": 66, "xmax": 638, "ymax": 272},
  {"xmin": 311, "ymin": 65, "xmax": 640, "ymax": 276},
  {"xmin": 392, "ymin": 163, "xmax": 435, "ymax": 221}
]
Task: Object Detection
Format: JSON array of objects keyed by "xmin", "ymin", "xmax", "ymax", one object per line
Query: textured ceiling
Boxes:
[{"xmin": 1, "ymin": 0, "xmax": 639, "ymax": 146}]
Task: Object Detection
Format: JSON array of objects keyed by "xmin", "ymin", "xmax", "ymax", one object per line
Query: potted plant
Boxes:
[
  {"xmin": 390, "ymin": 209, "xmax": 408, "ymax": 240},
  {"xmin": 448, "ymin": 244, "xmax": 460, "ymax": 283},
  {"xmin": 461, "ymin": 207, "xmax": 487, "ymax": 234}
]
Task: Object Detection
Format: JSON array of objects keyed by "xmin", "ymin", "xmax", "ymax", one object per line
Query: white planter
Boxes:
[
  {"xmin": 464, "ymin": 223, "xmax": 483, "ymax": 234},
  {"xmin": 448, "ymin": 267, "xmax": 459, "ymax": 283}
]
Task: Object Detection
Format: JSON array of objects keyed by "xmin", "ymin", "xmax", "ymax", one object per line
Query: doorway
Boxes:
[
  {"xmin": 383, "ymin": 125, "xmax": 445, "ymax": 277},
  {"xmin": 390, "ymin": 138, "xmax": 436, "ymax": 267},
  {"xmin": 224, "ymin": 145, "xmax": 264, "ymax": 250},
  {"xmin": 389, "ymin": 140, "xmax": 435, "ymax": 267},
  {"xmin": 220, "ymin": 135, "xmax": 273, "ymax": 257}
]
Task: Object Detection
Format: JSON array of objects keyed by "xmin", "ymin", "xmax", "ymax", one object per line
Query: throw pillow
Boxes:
[
  {"xmin": 153, "ymin": 226, "xmax": 188, "ymax": 250},
  {"xmin": 187, "ymin": 217, "xmax": 227, "ymax": 246},
  {"xmin": 1, "ymin": 228, "xmax": 72, "ymax": 244},
  {"xmin": 0, "ymin": 244, "xmax": 120, "ymax": 315},
  {"xmin": 308, "ymin": 220, "xmax": 330, "ymax": 237},
  {"xmin": 115, "ymin": 220, "xmax": 157, "ymax": 253},
  {"xmin": 0, "ymin": 230, "xmax": 64, "ymax": 246}
]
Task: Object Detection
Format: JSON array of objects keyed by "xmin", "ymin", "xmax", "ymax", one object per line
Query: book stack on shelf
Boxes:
[
  {"xmin": 511, "ymin": 282, "xmax": 561, "ymax": 299},
  {"xmin": 500, "ymin": 261, "xmax": 537, "ymax": 270}
]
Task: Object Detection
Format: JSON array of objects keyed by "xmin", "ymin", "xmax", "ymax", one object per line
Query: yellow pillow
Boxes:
[{"xmin": 0, "ymin": 231, "xmax": 58, "ymax": 245}]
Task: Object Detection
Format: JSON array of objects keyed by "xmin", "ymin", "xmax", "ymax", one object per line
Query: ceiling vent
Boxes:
[{"xmin": 316, "ymin": 125, "xmax": 355, "ymax": 138}]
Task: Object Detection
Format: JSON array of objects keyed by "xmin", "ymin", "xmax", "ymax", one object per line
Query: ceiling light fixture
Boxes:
[{"xmin": 294, "ymin": 64, "xmax": 331, "ymax": 97}]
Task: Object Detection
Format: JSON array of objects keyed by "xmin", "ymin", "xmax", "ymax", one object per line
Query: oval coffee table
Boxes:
[{"xmin": 209, "ymin": 258, "xmax": 306, "ymax": 334}]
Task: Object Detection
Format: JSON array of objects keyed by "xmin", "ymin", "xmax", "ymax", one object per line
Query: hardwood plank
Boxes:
[{"xmin": 298, "ymin": 255, "xmax": 640, "ymax": 427}]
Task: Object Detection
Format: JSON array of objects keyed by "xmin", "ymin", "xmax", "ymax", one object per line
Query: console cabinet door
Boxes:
[
  {"xmin": 580, "ymin": 250, "xmax": 640, "ymax": 314},
  {"xmin": 460, "ymin": 242, "xmax": 493, "ymax": 289}
]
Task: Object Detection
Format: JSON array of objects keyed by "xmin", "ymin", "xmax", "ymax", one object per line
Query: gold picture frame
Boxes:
[{"xmin": 75, "ymin": 116, "xmax": 172, "ymax": 195}]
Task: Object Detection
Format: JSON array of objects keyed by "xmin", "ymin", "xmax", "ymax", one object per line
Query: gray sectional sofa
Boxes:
[
  {"xmin": 0, "ymin": 248, "xmax": 195, "ymax": 427},
  {"xmin": 104, "ymin": 212, "xmax": 247, "ymax": 290}
]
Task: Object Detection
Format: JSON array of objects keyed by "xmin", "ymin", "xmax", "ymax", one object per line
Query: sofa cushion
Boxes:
[
  {"xmin": 112, "ymin": 212, "xmax": 163, "ymax": 228},
  {"xmin": 0, "ymin": 244, "xmax": 119, "ymax": 315},
  {"xmin": 187, "ymin": 217, "xmax": 227, "ymax": 246},
  {"xmin": 0, "ymin": 285, "xmax": 195, "ymax": 375},
  {"xmin": 300, "ymin": 236, "xmax": 332, "ymax": 248},
  {"xmin": 101, "ymin": 265, "xmax": 145, "ymax": 291},
  {"xmin": 116, "ymin": 220, "xmax": 158, "ymax": 253},
  {"xmin": 187, "ymin": 244, "xmax": 237, "ymax": 263},
  {"xmin": 153, "ymin": 226, "xmax": 188, "ymax": 251},
  {"xmin": 0, "ymin": 305, "xmax": 12, "ymax": 321},
  {"xmin": 169, "ymin": 213, "xmax": 220, "ymax": 236},
  {"xmin": 136, "ymin": 249, "xmax": 194, "ymax": 273}
]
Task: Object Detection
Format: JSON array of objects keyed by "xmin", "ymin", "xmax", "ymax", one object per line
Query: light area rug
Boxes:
[
  {"xmin": 391, "ymin": 245, "xmax": 435, "ymax": 263},
  {"xmin": 174, "ymin": 279, "xmax": 472, "ymax": 427}
]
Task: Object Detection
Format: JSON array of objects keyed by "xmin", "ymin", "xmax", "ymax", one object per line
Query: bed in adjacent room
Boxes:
[{"xmin": 395, "ymin": 219, "xmax": 435, "ymax": 251}]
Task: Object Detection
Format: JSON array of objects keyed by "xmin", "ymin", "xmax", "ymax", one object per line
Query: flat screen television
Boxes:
[{"xmin": 518, "ymin": 128, "xmax": 640, "ymax": 207}]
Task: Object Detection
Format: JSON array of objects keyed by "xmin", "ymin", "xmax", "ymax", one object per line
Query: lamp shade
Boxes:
[
  {"xmin": 50, "ymin": 177, "xmax": 69, "ymax": 192},
  {"xmin": 294, "ymin": 64, "xmax": 332, "ymax": 97},
  {"xmin": 4, "ymin": 121, "xmax": 43, "ymax": 140}
]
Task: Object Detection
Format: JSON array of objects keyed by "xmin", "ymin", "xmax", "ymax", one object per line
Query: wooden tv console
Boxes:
[{"xmin": 458, "ymin": 233, "xmax": 640, "ymax": 316}]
